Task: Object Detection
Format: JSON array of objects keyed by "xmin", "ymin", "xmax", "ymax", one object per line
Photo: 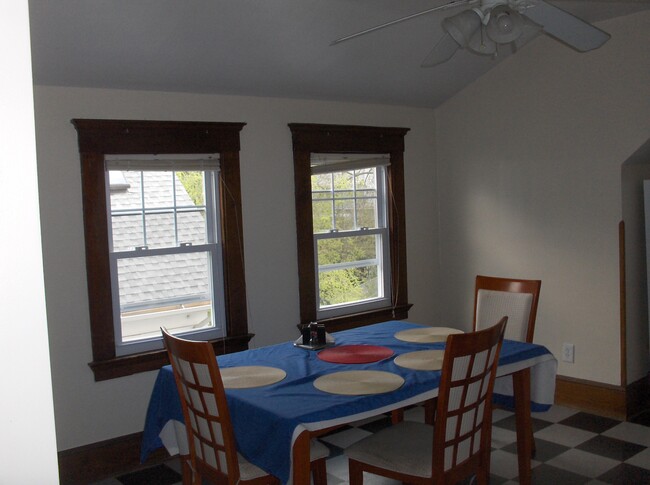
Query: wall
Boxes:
[
  {"xmin": 0, "ymin": 3, "xmax": 59, "ymax": 482},
  {"xmin": 33, "ymin": 87, "xmax": 439, "ymax": 450},
  {"xmin": 622, "ymin": 139, "xmax": 650, "ymax": 385},
  {"xmin": 434, "ymin": 11, "xmax": 650, "ymax": 386}
]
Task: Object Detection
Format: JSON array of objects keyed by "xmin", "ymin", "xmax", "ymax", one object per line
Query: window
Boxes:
[
  {"xmin": 311, "ymin": 155, "xmax": 391, "ymax": 317},
  {"xmin": 290, "ymin": 123, "xmax": 411, "ymax": 331},
  {"xmin": 106, "ymin": 157, "xmax": 225, "ymax": 355},
  {"xmin": 74, "ymin": 120, "xmax": 251, "ymax": 380}
]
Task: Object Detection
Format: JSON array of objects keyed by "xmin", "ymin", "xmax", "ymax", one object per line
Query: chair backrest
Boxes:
[
  {"xmin": 432, "ymin": 317, "xmax": 507, "ymax": 484},
  {"xmin": 473, "ymin": 275, "xmax": 541, "ymax": 343},
  {"xmin": 162, "ymin": 328, "xmax": 241, "ymax": 484}
]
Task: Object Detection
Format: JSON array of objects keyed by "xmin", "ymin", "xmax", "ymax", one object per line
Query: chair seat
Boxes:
[
  {"xmin": 239, "ymin": 440, "xmax": 329, "ymax": 481},
  {"xmin": 238, "ymin": 452, "xmax": 270, "ymax": 481},
  {"xmin": 346, "ymin": 421, "xmax": 434, "ymax": 478}
]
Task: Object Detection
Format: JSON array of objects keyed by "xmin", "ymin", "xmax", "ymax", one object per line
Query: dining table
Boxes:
[{"xmin": 141, "ymin": 320, "xmax": 557, "ymax": 485}]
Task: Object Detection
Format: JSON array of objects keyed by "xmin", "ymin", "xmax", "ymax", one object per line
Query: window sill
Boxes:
[
  {"xmin": 308, "ymin": 303, "xmax": 412, "ymax": 333},
  {"xmin": 88, "ymin": 333, "xmax": 254, "ymax": 381}
]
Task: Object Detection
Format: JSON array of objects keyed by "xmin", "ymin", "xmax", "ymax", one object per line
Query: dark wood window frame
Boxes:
[
  {"xmin": 289, "ymin": 123, "xmax": 412, "ymax": 332},
  {"xmin": 73, "ymin": 119, "xmax": 252, "ymax": 381}
]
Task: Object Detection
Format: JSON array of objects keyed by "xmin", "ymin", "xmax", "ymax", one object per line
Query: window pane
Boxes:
[
  {"xmin": 355, "ymin": 168, "xmax": 376, "ymax": 189},
  {"xmin": 311, "ymin": 173, "xmax": 332, "ymax": 192},
  {"xmin": 142, "ymin": 171, "xmax": 174, "ymax": 208},
  {"xmin": 111, "ymin": 213, "xmax": 144, "ymax": 251},
  {"xmin": 116, "ymin": 251, "xmax": 219, "ymax": 342},
  {"xmin": 333, "ymin": 171, "xmax": 353, "ymax": 190},
  {"xmin": 145, "ymin": 212, "xmax": 177, "ymax": 248},
  {"xmin": 356, "ymin": 196, "xmax": 378, "ymax": 228},
  {"xmin": 312, "ymin": 200, "xmax": 333, "ymax": 233},
  {"xmin": 317, "ymin": 234, "xmax": 381, "ymax": 307},
  {"xmin": 178, "ymin": 209, "xmax": 208, "ymax": 245},
  {"xmin": 319, "ymin": 266, "xmax": 379, "ymax": 307},
  {"xmin": 334, "ymin": 199, "xmax": 355, "ymax": 231}
]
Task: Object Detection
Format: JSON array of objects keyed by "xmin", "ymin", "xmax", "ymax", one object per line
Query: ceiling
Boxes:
[{"xmin": 28, "ymin": 0, "xmax": 650, "ymax": 109}]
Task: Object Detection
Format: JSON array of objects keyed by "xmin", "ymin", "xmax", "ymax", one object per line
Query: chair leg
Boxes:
[
  {"xmin": 349, "ymin": 459, "xmax": 364, "ymax": 484},
  {"xmin": 424, "ymin": 398, "xmax": 437, "ymax": 425},
  {"xmin": 180, "ymin": 455, "xmax": 195, "ymax": 485},
  {"xmin": 311, "ymin": 457, "xmax": 327, "ymax": 485},
  {"xmin": 391, "ymin": 408, "xmax": 404, "ymax": 424}
]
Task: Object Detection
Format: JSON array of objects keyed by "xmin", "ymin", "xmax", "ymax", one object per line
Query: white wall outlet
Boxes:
[{"xmin": 562, "ymin": 343, "xmax": 575, "ymax": 363}]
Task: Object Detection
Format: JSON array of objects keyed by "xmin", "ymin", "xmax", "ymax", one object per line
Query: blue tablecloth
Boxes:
[{"xmin": 141, "ymin": 320, "xmax": 556, "ymax": 483}]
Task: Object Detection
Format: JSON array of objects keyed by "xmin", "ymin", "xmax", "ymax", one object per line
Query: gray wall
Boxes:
[{"xmin": 434, "ymin": 11, "xmax": 650, "ymax": 386}]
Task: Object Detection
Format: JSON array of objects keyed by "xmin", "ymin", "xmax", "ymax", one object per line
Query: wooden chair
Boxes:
[
  {"xmin": 345, "ymin": 317, "xmax": 507, "ymax": 485},
  {"xmin": 162, "ymin": 329, "xmax": 329, "ymax": 485},
  {"xmin": 473, "ymin": 275, "xmax": 541, "ymax": 343}
]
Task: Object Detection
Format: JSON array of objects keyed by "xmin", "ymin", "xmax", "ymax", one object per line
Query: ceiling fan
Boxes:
[{"xmin": 331, "ymin": 0, "xmax": 610, "ymax": 67}]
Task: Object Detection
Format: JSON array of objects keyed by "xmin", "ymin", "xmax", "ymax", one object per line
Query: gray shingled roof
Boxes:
[{"xmin": 109, "ymin": 171, "xmax": 211, "ymax": 310}]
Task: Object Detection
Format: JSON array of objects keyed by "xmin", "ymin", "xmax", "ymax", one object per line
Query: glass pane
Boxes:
[
  {"xmin": 111, "ymin": 213, "xmax": 144, "ymax": 251},
  {"xmin": 318, "ymin": 265, "xmax": 379, "ymax": 307},
  {"xmin": 312, "ymin": 200, "xmax": 333, "ymax": 233},
  {"xmin": 355, "ymin": 168, "xmax": 376, "ymax": 189},
  {"xmin": 333, "ymin": 171, "xmax": 353, "ymax": 190},
  {"xmin": 142, "ymin": 171, "xmax": 174, "ymax": 208},
  {"xmin": 311, "ymin": 173, "xmax": 332, "ymax": 192},
  {"xmin": 357, "ymin": 197, "xmax": 378, "ymax": 228},
  {"xmin": 334, "ymin": 199, "xmax": 355, "ymax": 231},
  {"xmin": 145, "ymin": 212, "xmax": 177, "ymax": 248},
  {"xmin": 317, "ymin": 234, "xmax": 381, "ymax": 306},
  {"xmin": 178, "ymin": 209, "xmax": 207, "ymax": 245},
  {"xmin": 116, "ymin": 252, "xmax": 217, "ymax": 342},
  {"xmin": 318, "ymin": 234, "xmax": 377, "ymax": 265}
]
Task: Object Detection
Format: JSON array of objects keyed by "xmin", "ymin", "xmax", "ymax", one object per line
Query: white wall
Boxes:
[
  {"xmin": 434, "ymin": 11, "xmax": 650, "ymax": 386},
  {"xmin": 0, "ymin": 3, "xmax": 59, "ymax": 483},
  {"xmin": 33, "ymin": 87, "xmax": 439, "ymax": 450}
]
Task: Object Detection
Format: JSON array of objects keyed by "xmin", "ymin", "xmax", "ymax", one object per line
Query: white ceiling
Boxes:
[{"xmin": 28, "ymin": 0, "xmax": 650, "ymax": 109}]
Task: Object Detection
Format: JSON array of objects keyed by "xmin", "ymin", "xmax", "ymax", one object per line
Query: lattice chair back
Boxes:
[
  {"xmin": 474, "ymin": 275, "xmax": 541, "ymax": 343},
  {"xmin": 432, "ymin": 317, "xmax": 507, "ymax": 484},
  {"xmin": 162, "ymin": 328, "xmax": 241, "ymax": 485}
]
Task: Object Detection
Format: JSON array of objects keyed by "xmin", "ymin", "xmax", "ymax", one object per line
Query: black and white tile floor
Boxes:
[{"xmin": 94, "ymin": 405, "xmax": 650, "ymax": 484}]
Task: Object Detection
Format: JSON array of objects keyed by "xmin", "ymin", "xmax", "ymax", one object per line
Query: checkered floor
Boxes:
[{"xmin": 94, "ymin": 405, "xmax": 650, "ymax": 485}]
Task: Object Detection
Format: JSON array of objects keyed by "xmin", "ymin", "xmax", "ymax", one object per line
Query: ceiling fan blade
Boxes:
[
  {"xmin": 331, "ymin": 0, "xmax": 473, "ymax": 46},
  {"xmin": 523, "ymin": 0, "xmax": 610, "ymax": 52},
  {"xmin": 421, "ymin": 32, "xmax": 460, "ymax": 67}
]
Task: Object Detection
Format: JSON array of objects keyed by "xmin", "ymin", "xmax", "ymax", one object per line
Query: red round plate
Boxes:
[{"xmin": 317, "ymin": 345, "xmax": 394, "ymax": 364}]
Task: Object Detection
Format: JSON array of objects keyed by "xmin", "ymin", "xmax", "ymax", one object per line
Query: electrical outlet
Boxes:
[{"xmin": 562, "ymin": 343, "xmax": 575, "ymax": 363}]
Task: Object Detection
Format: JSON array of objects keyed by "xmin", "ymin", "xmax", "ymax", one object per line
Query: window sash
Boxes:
[{"xmin": 314, "ymin": 227, "xmax": 391, "ymax": 318}]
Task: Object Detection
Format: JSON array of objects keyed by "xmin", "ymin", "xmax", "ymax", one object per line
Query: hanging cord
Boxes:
[
  {"xmin": 387, "ymin": 168, "xmax": 400, "ymax": 319},
  {"xmin": 218, "ymin": 171, "xmax": 258, "ymax": 351}
]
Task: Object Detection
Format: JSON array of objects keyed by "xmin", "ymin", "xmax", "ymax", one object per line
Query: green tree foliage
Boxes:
[{"xmin": 177, "ymin": 171, "xmax": 204, "ymax": 206}]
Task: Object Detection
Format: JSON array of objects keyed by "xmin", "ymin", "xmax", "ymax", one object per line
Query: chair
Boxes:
[
  {"xmin": 345, "ymin": 317, "xmax": 507, "ymax": 485},
  {"xmin": 162, "ymin": 329, "xmax": 329, "ymax": 485},
  {"xmin": 473, "ymin": 275, "xmax": 541, "ymax": 343}
]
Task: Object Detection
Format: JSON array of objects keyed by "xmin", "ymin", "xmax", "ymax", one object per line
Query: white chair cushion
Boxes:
[
  {"xmin": 476, "ymin": 290, "xmax": 533, "ymax": 342},
  {"xmin": 345, "ymin": 421, "xmax": 433, "ymax": 478},
  {"xmin": 238, "ymin": 452, "xmax": 270, "ymax": 480}
]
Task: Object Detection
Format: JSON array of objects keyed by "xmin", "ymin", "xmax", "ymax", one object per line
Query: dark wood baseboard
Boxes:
[
  {"xmin": 555, "ymin": 375, "xmax": 627, "ymax": 419},
  {"xmin": 555, "ymin": 374, "xmax": 650, "ymax": 420},
  {"xmin": 58, "ymin": 432, "xmax": 169, "ymax": 485}
]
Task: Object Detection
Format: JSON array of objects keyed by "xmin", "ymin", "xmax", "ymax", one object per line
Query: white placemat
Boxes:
[
  {"xmin": 394, "ymin": 349, "xmax": 445, "ymax": 371},
  {"xmin": 220, "ymin": 366, "xmax": 286, "ymax": 389},
  {"xmin": 313, "ymin": 370, "xmax": 404, "ymax": 395},
  {"xmin": 394, "ymin": 326, "xmax": 464, "ymax": 343}
]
